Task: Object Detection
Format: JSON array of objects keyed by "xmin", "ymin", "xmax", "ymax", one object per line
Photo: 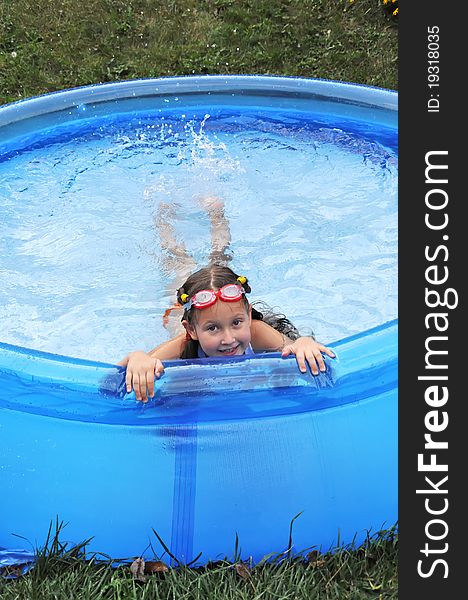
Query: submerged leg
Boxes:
[
  {"xmin": 156, "ymin": 196, "xmax": 233, "ymax": 337},
  {"xmin": 197, "ymin": 195, "xmax": 233, "ymax": 266},
  {"xmin": 156, "ymin": 201, "xmax": 197, "ymax": 283},
  {"xmin": 155, "ymin": 202, "xmax": 195, "ymax": 337}
]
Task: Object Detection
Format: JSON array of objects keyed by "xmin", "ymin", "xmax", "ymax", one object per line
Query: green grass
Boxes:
[
  {"xmin": 0, "ymin": 524, "xmax": 398, "ymax": 599},
  {"xmin": 0, "ymin": 0, "xmax": 397, "ymax": 106}
]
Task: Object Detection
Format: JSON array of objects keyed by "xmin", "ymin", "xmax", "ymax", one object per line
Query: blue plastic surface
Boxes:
[
  {"xmin": 0, "ymin": 320, "xmax": 397, "ymax": 564},
  {"xmin": 0, "ymin": 76, "xmax": 397, "ymax": 565}
]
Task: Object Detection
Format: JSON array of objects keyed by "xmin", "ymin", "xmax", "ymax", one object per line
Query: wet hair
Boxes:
[
  {"xmin": 177, "ymin": 264, "xmax": 301, "ymax": 359},
  {"xmin": 250, "ymin": 301, "xmax": 302, "ymax": 342}
]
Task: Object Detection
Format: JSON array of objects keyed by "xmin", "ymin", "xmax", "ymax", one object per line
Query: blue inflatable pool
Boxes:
[{"xmin": 0, "ymin": 76, "xmax": 397, "ymax": 565}]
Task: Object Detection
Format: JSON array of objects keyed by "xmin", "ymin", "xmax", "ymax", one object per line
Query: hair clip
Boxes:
[
  {"xmin": 180, "ymin": 293, "xmax": 189, "ymax": 304},
  {"xmin": 237, "ymin": 276, "xmax": 247, "ymax": 285}
]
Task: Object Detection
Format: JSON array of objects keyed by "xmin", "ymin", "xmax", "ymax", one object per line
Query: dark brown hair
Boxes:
[
  {"xmin": 177, "ymin": 265, "xmax": 252, "ymax": 359},
  {"xmin": 177, "ymin": 264, "xmax": 300, "ymax": 359}
]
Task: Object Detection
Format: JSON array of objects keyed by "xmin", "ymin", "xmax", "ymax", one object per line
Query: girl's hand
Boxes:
[
  {"xmin": 281, "ymin": 337, "xmax": 335, "ymax": 375},
  {"xmin": 125, "ymin": 351, "xmax": 164, "ymax": 402}
]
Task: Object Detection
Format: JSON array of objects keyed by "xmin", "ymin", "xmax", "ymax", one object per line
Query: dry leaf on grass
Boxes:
[
  {"xmin": 145, "ymin": 560, "xmax": 169, "ymax": 574},
  {"xmin": 235, "ymin": 562, "xmax": 256, "ymax": 591},
  {"xmin": 130, "ymin": 557, "xmax": 147, "ymax": 583},
  {"xmin": 235, "ymin": 562, "xmax": 251, "ymax": 580},
  {"xmin": 307, "ymin": 550, "xmax": 326, "ymax": 567}
]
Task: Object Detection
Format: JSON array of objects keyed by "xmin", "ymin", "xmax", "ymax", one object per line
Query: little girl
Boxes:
[{"xmin": 120, "ymin": 264, "xmax": 335, "ymax": 402}]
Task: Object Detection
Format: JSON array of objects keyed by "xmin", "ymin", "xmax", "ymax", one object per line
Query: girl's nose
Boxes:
[{"xmin": 221, "ymin": 329, "xmax": 236, "ymax": 344}]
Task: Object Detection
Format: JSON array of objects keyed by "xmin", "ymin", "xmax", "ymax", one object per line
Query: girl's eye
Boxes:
[
  {"xmin": 206, "ymin": 325, "xmax": 217, "ymax": 332},
  {"xmin": 233, "ymin": 319, "xmax": 242, "ymax": 326}
]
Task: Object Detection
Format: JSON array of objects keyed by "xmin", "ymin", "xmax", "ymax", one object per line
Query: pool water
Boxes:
[{"xmin": 0, "ymin": 103, "xmax": 397, "ymax": 363}]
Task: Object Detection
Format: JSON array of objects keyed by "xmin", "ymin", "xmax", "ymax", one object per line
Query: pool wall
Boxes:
[
  {"xmin": 0, "ymin": 319, "xmax": 397, "ymax": 564},
  {"xmin": 0, "ymin": 76, "xmax": 397, "ymax": 565},
  {"xmin": 0, "ymin": 75, "xmax": 397, "ymax": 147}
]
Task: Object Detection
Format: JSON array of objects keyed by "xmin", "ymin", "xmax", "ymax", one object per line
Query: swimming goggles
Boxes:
[{"xmin": 182, "ymin": 284, "xmax": 246, "ymax": 310}]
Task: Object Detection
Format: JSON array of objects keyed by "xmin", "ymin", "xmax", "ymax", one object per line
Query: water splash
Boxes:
[{"xmin": 144, "ymin": 114, "xmax": 244, "ymax": 204}]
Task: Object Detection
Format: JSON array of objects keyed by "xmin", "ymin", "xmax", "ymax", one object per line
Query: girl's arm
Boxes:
[
  {"xmin": 118, "ymin": 333, "xmax": 186, "ymax": 368},
  {"xmin": 250, "ymin": 319, "xmax": 335, "ymax": 374},
  {"xmin": 250, "ymin": 319, "xmax": 289, "ymax": 352},
  {"xmin": 147, "ymin": 333, "xmax": 187, "ymax": 360},
  {"xmin": 118, "ymin": 334, "xmax": 187, "ymax": 402}
]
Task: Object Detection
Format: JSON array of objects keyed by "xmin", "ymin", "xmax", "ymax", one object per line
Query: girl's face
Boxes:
[{"xmin": 183, "ymin": 300, "xmax": 252, "ymax": 357}]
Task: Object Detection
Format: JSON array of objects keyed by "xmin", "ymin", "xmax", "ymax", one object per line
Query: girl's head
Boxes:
[{"xmin": 177, "ymin": 265, "xmax": 252, "ymax": 358}]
